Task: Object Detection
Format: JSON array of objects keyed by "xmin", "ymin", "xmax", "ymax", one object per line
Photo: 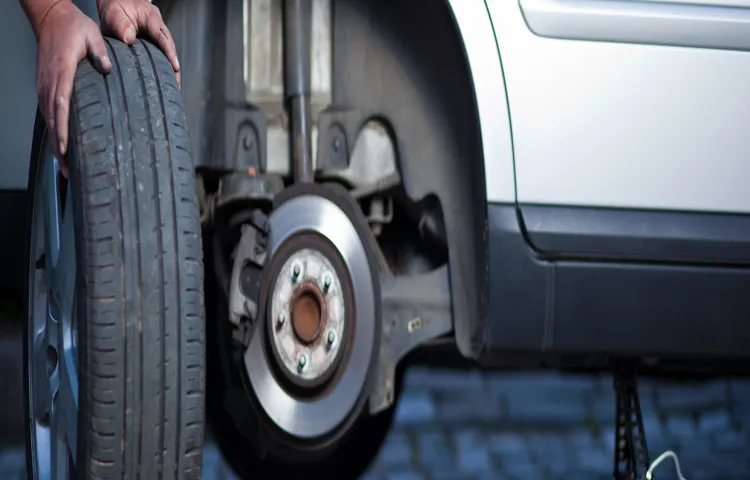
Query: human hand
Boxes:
[
  {"xmin": 98, "ymin": 0, "xmax": 180, "ymax": 83},
  {"xmin": 34, "ymin": 1, "xmax": 113, "ymax": 175}
]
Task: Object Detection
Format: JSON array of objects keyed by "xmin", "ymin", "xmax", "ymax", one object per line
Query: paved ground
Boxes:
[
  {"xmin": 363, "ymin": 369, "xmax": 750, "ymax": 480},
  {"xmin": 2, "ymin": 317, "xmax": 750, "ymax": 479}
]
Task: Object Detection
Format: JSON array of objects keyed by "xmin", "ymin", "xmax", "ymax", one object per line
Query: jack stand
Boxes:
[{"xmin": 613, "ymin": 371, "xmax": 652, "ymax": 480}]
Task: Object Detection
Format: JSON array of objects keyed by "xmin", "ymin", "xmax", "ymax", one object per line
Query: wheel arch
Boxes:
[
  {"xmin": 443, "ymin": 0, "xmax": 517, "ymax": 358},
  {"xmin": 343, "ymin": 0, "xmax": 516, "ymax": 358},
  {"xmin": 166, "ymin": 0, "xmax": 517, "ymax": 359},
  {"xmin": 331, "ymin": 0, "xmax": 516, "ymax": 359}
]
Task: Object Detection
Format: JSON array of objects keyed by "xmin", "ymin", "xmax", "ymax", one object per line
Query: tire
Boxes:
[{"xmin": 23, "ymin": 38, "xmax": 205, "ymax": 479}]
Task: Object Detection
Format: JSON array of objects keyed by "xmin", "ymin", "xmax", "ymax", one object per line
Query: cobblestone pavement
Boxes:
[
  {"xmin": 363, "ymin": 369, "xmax": 750, "ymax": 480},
  {"xmin": 2, "ymin": 320, "xmax": 750, "ymax": 479}
]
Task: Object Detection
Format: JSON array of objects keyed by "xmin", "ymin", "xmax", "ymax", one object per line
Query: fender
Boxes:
[
  {"xmin": 446, "ymin": 0, "xmax": 516, "ymax": 205},
  {"xmin": 445, "ymin": 0, "xmax": 517, "ymax": 357}
]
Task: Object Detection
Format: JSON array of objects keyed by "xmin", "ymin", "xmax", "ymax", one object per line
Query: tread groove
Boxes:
[
  {"xmin": 133, "ymin": 40, "xmax": 167, "ymax": 479},
  {"xmin": 102, "ymin": 40, "xmax": 129, "ymax": 479},
  {"xmin": 112, "ymin": 39, "xmax": 144, "ymax": 480},
  {"xmin": 142, "ymin": 40, "xmax": 185, "ymax": 479}
]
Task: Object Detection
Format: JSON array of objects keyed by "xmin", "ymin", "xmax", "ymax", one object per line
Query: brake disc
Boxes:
[{"xmin": 227, "ymin": 183, "xmax": 382, "ymax": 443}]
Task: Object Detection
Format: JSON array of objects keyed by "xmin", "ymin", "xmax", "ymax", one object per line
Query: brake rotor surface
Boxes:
[{"xmin": 243, "ymin": 187, "xmax": 380, "ymax": 440}]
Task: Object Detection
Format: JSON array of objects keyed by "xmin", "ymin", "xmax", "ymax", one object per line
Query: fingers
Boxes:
[
  {"xmin": 53, "ymin": 61, "xmax": 76, "ymax": 162},
  {"xmin": 36, "ymin": 69, "xmax": 52, "ymax": 146},
  {"xmin": 139, "ymin": 6, "xmax": 181, "ymax": 74},
  {"xmin": 85, "ymin": 33, "xmax": 113, "ymax": 75},
  {"xmin": 43, "ymin": 68, "xmax": 61, "ymax": 160},
  {"xmin": 104, "ymin": 4, "xmax": 137, "ymax": 44}
]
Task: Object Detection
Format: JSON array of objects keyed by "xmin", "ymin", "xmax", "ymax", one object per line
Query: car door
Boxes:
[{"xmin": 488, "ymin": 0, "xmax": 750, "ymax": 214}]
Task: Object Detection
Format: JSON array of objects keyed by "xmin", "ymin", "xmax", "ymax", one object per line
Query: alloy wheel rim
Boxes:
[{"xmin": 27, "ymin": 131, "xmax": 79, "ymax": 479}]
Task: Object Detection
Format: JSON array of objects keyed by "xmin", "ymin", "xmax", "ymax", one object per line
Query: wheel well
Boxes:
[
  {"xmin": 166, "ymin": 0, "xmax": 489, "ymax": 358},
  {"xmin": 331, "ymin": 0, "xmax": 488, "ymax": 358}
]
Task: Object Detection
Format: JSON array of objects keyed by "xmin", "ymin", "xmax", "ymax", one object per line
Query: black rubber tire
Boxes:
[{"xmin": 24, "ymin": 38, "xmax": 205, "ymax": 479}]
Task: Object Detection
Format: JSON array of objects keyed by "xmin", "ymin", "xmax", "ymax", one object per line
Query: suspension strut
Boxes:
[{"xmin": 284, "ymin": 0, "xmax": 315, "ymax": 184}]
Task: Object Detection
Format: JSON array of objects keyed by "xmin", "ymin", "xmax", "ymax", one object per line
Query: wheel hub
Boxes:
[
  {"xmin": 269, "ymin": 249, "xmax": 347, "ymax": 385},
  {"xmin": 291, "ymin": 285, "xmax": 323, "ymax": 345}
]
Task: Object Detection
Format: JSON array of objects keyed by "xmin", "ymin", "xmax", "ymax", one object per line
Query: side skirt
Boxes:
[{"xmin": 482, "ymin": 203, "xmax": 750, "ymax": 370}]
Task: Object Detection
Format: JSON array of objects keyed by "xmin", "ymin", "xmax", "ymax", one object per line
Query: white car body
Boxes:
[{"xmin": 455, "ymin": 0, "xmax": 750, "ymax": 213}]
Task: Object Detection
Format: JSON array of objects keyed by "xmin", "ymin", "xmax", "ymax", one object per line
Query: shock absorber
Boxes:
[{"xmin": 284, "ymin": 0, "xmax": 315, "ymax": 184}]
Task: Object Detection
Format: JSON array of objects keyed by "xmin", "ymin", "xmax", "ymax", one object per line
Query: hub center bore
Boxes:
[{"xmin": 291, "ymin": 283, "xmax": 325, "ymax": 344}]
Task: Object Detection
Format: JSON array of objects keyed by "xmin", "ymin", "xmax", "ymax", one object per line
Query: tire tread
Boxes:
[{"xmin": 69, "ymin": 38, "xmax": 204, "ymax": 479}]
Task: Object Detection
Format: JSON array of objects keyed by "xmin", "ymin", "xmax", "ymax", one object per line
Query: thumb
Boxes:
[{"xmin": 103, "ymin": 8, "xmax": 137, "ymax": 44}]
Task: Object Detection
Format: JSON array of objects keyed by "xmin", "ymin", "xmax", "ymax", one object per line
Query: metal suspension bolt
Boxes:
[
  {"xmin": 323, "ymin": 272, "xmax": 332, "ymax": 293},
  {"xmin": 326, "ymin": 330, "xmax": 336, "ymax": 349},
  {"xmin": 297, "ymin": 354, "xmax": 307, "ymax": 372},
  {"xmin": 277, "ymin": 312, "xmax": 286, "ymax": 327}
]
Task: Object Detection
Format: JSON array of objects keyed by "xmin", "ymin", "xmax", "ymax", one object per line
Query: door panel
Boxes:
[
  {"xmin": 488, "ymin": 0, "xmax": 750, "ymax": 213},
  {"xmin": 522, "ymin": 0, "xmax": 750, "ymax": 51}
]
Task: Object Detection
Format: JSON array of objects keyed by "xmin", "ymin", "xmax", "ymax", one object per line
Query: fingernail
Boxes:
[
  {"xmin": 175, "ymin": 57, "xmax": 180, "ymax": 70},
  {"xmin": 99, "ymin": 55, "xmax": 112, "ymax": 72},
  {"xmin": 59, "ymin": 140, "xmax": 66, "ymax": 156},
  {"xmin": 124, "ymin": 27, "xmax": 136, "ymax": 44}
]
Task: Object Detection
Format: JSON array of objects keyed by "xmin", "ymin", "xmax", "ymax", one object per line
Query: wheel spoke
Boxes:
[
  {"xmin": 34, "ymin": 425, "xmax": 52, "ymax": 479},
  {"xmin": 53, "ymin": 169, "xmax": 79, "ymax": 468},
  {"xmin": 43, "ymin": 156, "xmax": 61, "ymax": 272},
  {"xmin": 35, "ymin": 148, "xmax": 79, "ymax": 476},
  {"xmin": 50, "ymin": 404, "xmax": 71, "ymax": 480},
  {"xmin": 31, "ymin": 331, "xmax": 52, "ymax": 420},
  {"xmin": 55, "ymin": 190, "xmax": 77, "ymax": 320},
  {"xmin": 55, "ymin": 356, "xmax": 78, "ymax": 462}
]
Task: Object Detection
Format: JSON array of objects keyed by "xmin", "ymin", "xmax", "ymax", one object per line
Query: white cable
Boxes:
[{"xmin": 645, "ymin": 450, "xmax": 687, "ymax": 480}]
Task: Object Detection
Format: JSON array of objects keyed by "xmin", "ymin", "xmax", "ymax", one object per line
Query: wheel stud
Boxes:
[
  {"xmin": 323, "ymin": 272, "xmax": 332, "ymax": 293},
  {"xmin": 297, "ymin": 354, "xmax": 307, "ymax": 372},
  {"xmin": 277, "ymin": 312, "xmax": 286, "ymax": 328},
  {"xmin": 292, "ymin": 262, "xmax": 302, "ymax": 282},
  {"xmin": 326, "ymin": 330, "xmax": 336, "ymax": 349}
]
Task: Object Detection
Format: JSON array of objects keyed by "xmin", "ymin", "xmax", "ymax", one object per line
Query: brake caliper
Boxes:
[{"xmin": 228, "ymin": 210, "xmax": 270, "ymax": 346}]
